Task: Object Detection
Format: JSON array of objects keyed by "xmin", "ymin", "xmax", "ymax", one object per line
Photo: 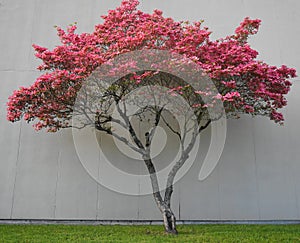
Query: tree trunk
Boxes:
[
  {"xmin": 143, "ymin": 157, "xmax": 178, "ymax": 234},
  {"xmin": 162, "ymin": 205, "xmax": 178, "ymax": 234}
]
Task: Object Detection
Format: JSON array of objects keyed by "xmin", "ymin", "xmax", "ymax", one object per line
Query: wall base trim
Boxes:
[{"xmin": 1, "ymin": 219, "xmax": 300, "ymax": 225}]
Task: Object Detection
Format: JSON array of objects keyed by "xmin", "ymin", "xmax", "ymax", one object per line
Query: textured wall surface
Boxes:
[{"xmin": 0, "ymin": 0, "xmax": 300, "ymax": 220}]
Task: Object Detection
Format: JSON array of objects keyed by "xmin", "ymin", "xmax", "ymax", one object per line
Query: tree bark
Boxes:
[
  {"xmin": 143, "ymin": 157, "xmax": 178, "ymax": 234},
  {"xmin": 162, "ymin": 204, "xmax": 178, "ymax": 234}
]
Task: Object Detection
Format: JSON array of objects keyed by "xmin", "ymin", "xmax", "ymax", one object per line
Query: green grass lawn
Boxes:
[{"xmin": 0, "ymin": 224, "xmax": 300, "ymax": 243}]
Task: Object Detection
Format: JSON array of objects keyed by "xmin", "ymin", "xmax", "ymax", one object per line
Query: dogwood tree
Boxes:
[{"xmin": 7, "ymin": 0, "xmax": 296, "ymax": 234}]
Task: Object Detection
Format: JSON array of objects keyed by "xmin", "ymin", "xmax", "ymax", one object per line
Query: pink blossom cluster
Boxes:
[{"xmin": 7, "ymin": 0, "xmax": 296, "ymax": 131}]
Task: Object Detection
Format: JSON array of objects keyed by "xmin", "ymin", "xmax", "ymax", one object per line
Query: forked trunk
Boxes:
[
  {"xmin": 143, "ymin": 157, "xmax": 178, "ymax": 234},
  {"xmin": 162, "ymin": 206, "xmax": 178, "ymax": 234}
]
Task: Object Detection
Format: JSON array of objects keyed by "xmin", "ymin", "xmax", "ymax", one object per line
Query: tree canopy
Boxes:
[{"xmin": 7, "ymin": 0, "xmax": 296, "ymax": 132}]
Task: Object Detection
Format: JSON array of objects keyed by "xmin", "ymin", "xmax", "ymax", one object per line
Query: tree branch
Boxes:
[
  {"xmin": 115, "ymin": 100, "xmax": 145, "ymax": 150},
  {"xmin": 164, "ymin": 119, "xmax": 211, "ymax": 207},
  {"xmin": 161, "ymin": 114, "xmax": 181, "ymax": 140},
  {"xmin": 96, "ymin": 125, "xmax": 145, "ymax": 155}
]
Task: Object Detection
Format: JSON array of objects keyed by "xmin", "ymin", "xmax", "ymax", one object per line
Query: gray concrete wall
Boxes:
[{"xmin": 0, "ymin": 0, "xmax": 300, "ymax": 220}]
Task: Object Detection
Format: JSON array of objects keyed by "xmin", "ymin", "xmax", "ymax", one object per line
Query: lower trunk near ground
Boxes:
[
  {"xmin": 143, "ymin": 158, "xmax": 178, "ymax": 234},
  {"xmin": 162, "ymin": 205, "xmax": 177, "ymax": 234}
]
